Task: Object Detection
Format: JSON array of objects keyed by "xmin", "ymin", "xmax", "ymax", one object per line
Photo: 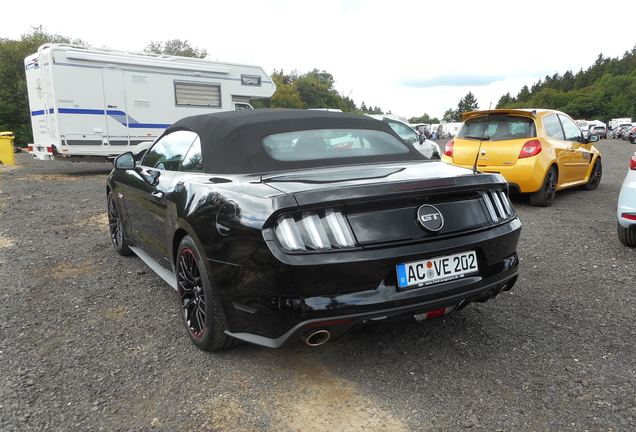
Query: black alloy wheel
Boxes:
[
  {"xmin": 107, "ymin": 192, "xmax": 133, "ymax": 256},
  {"xmin": 529, "ymin": 166, "xmax": 557, "ymax": 207},
  {"xmin": 584, "ymin": 159, "xmax": 602, "ymax": 190},
  {"xmin": 176, "ymin": 236, "xmax": 235, "ymax": 351},
  {"xmin": 177, "ymin": 248, "xmax": 206, "ymax": 339}
]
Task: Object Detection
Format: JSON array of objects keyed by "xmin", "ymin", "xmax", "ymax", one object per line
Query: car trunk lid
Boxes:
[
  {"xmin": 262, "ymin": 162, "xmax": 515, "ymax": 246},
  {"xmin": 452, "ymin": 137, "xmax": 530, "ymax": 167}
]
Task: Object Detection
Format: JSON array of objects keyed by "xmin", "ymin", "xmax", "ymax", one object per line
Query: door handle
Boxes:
[{"xmin": 151, "ymin": 191, "xmax": 164, "ymax": 199}]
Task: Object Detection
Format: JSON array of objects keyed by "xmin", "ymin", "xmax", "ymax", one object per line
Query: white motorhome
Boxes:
[
  {"xmin": 609, "ymin": 118, "xmax": 632, "ymax": 130},
  {"xmin": 441, "ymin": 122, "xmax": 463, "ymax": 137},
  {"xmin": 24, "ymin": 44, "xmax": 276, "ymax": 160}
]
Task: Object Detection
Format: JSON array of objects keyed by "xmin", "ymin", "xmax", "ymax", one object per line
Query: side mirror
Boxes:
[
  {"xmin": 418, "ymin": 134, "xmax": 426, "ymax": 144},
  {"xmin": 114, "ymin": 152, "xmax": 135, "ymax": 170},
  {"xmin": 588, "ymin": 134, "xmax": 599, "ymax": 143}
]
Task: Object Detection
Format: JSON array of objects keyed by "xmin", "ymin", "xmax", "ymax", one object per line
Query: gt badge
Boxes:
[{"xmin": 417, "ymin": 204, "xmax": 444, "ymax": 232}]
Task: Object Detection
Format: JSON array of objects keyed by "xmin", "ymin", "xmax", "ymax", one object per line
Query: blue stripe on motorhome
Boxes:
[
  {"xmin": 32, "ymin": 107, "xmax": 170, "ymax": 129},
  {"xmin": 31, "ymin": 108, "xmax": 54, "ymax": 116},
  {"xmin": 129, "ymin": 123, "xmax": 171, "ymax": 128},
  {"xmin": 58, "ymin": 108, "xmax": 104, "ymax": 115}
]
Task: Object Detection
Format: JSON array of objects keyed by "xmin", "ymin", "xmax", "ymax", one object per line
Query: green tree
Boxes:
[
  {"xmin": 294, "ymin": 69, "xmax": 341, "ymax": 108},
  {"xmin": 457, "ymin": 91, "xmax": 479, "ymax": 115},
  {"xmin": 442, "ymin": 108, "xmax": 459, "ymax": 122},
  {"xmin": 496, "ymin": 92, "xmax": 513, "ymax": 108},
  {"xmin": 0, "ymin": 26, "xmax": 84, "ymax": 145},
  {"xmin": 256, "ymin": 69, "xmax": 378, "ymax": 113},
  {"xmin": 496, "ymin": 45, "xmax": 636, "ymax": 122},
  {"xmin": 144, "ymin": 39, "xmax": 207, "ymax": 58},
  {"xmin": 516, "ymin": 85, "xmax": 531, "ymax": 103},
  {"xmin": 409, "ymin": 113, "xmax": 440, "ymax": 124}
]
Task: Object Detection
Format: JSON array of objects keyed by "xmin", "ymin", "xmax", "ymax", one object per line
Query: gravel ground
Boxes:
[{"xmin": 1, "ymin": 140, "xmax": 635, "ymax": 432}]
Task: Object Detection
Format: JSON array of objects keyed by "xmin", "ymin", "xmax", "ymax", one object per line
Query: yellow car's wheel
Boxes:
[
  {"xmin": 529, "ymin": 166, "xmax": 557, "ymax": 207},
  {"xmin": 584, "ymin": 159, "xmax": 602, "ymax": 190}
]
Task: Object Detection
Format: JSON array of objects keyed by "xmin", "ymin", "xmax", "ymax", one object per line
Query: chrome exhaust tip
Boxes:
[{"xmin": 302, "ymin": 329, "xmax": 331, "ymax": 347}]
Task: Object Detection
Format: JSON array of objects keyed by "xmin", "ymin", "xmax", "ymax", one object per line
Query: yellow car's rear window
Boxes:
[{"xmin": 458, "ymin": 115, "xmax": 536, "ymax": 141}]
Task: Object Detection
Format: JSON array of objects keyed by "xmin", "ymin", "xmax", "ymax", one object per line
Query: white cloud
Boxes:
[{"xmin": 4, "ymin": 0, "xmax": 635, "ymax": 118}]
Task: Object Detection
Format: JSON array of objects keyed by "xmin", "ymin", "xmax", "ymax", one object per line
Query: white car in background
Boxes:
[
  {"xmin": 366, "ymin": 115, "xmax": 441, "ymax": 159},
  {"xmin": 617, "ymin": 152, "xmax": 636, "ymax": 247}
]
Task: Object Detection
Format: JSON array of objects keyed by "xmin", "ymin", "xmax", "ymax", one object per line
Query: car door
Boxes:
[
  {"xmin": 558, "ymin": 114, "xmax": 592, "ymax": 182},
  {"xmin": 124, "ymin": 130, "xmax": 198, "ymax": 265},
  {"xmin": 541, "ymin": 114, "xmax": 575, "ymax": 183}
]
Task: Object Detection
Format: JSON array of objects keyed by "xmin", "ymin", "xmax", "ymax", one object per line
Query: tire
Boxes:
[
  {"xmin": 617, "ymin": 223, "xmax": 636, "ymax": 247},
  {"xmin": 176, "ymin": 235, "xmax": 236, "ymax": 351},
  {"xmin": 529, "ymin": 166, "xmax": 557, "ymax": 207},
  {"xmin": 583, "ymin": 159, "xmax": 602, "ymax": 190},
  {"xmin": 107, "ymin": 192, "xmax": 133, "ymax": 256}
]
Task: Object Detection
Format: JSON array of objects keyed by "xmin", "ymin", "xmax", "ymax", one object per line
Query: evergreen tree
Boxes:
[{"xmin": 457, "ymin": 92, "xmax": 479, "ymax": 115}]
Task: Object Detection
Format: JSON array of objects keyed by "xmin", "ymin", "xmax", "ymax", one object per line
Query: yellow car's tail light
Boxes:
[
  {"xmin": 444, "ymin": 139, "xmax": 454, "ymax": 157},
  {"xmin": 518, "ymin": 139, "xmax": 542, "ymax": 159}
]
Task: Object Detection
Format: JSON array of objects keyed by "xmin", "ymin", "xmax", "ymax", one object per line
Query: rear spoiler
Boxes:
[{"xmin": 461, "ymin": 109, "xmax": 538, "ymax": 121}]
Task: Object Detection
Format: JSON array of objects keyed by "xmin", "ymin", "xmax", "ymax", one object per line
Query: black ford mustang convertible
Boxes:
[{"xmin": 106, "ymin": 110, "xmax": 521, "ymax": 351}]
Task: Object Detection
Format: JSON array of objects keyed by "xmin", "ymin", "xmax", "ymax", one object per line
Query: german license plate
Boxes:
[{"xmin": 396, "ymin": 251, "xmax": 478, "ymax": 289}]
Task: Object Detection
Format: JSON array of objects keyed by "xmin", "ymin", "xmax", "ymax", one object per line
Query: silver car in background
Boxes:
[
  {"xmin": 617, "ymin": 152, "xmax": 636, "ymax": 247},
  {"xmin": 367, "ymin": 115, "xmax": 441, "ymax": 159}
]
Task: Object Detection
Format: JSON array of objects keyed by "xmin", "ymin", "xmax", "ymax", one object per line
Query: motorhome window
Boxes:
[
  {"xmin": 458, "ymin": 115, "xmax": 536, "ymax": 141},
  {"xmin": 180, "ymin": 137, "xmax": 203, "ymax": 172},
  {"xmin": 234, "ymin": 103, "xmax": 252, "ymax": 111},
  {"xmin": 174, "ymin": 82, "xmax": 221, "ymax": 107},
  {"xmin": 241, "ymin": 75, "xmax": 261, "ymax": 86},
  {"xmin": 262, "ymin": 129, "xmax": 410, "ymax": 162},
  {"xmin": 142, "ymin": 131, "xmax": 197, "ymax": 170}
]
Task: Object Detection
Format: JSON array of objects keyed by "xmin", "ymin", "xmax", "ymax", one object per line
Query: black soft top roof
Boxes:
[{"xmin": 163, "ymin": 109, "xmax": 423, "ymax": 174}]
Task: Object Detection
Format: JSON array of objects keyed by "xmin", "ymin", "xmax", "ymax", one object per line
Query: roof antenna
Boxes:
[{"xmin": 472, "ymin": 102, "xmax": 492, "ymax": 174}]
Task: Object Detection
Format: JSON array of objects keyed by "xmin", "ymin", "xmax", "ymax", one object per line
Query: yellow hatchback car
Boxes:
[{"xmin": 442, "ymin": 109, "xmax": 602, "ymax": 206}]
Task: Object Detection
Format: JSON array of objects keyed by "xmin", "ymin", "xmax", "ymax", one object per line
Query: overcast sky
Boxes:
[{"xmin": 5, "ymin": 0, "xmax": 636, "ymax": 119}]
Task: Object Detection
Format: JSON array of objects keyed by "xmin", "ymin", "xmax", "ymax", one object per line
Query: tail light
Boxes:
[
  {"xmin": 630, "ymin": 153, "xmax": 636, "ymax": 170},
  {"xmin": 46, "ymin": 146, "xmax": 54, "ymax": 154},
  {"xmin": 27, "ymin": 144, "xmax": 33, "ymax": 152},
  {"xmin": 444, "ymin": 140, "xmax": 454, "ymax": 157},
  {"xmin": 622, "ymin": 213, "xmax": 636, "ymax": 221},
  {"xmin": 519, "ymin": 139, "xmax": 542, "ymax": 159},
  {"xmin": 274, "ymin": 209, "xmax": 356, "ymax": 251}
]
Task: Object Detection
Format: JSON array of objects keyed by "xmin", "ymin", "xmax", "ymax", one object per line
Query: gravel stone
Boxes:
[{"xmin": 0, "ymin": 140, "xmax": 635, "ymax": 431}]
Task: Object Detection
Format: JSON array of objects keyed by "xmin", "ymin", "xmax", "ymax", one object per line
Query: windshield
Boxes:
[
  {"xmin": 384, "ymin": 120, "xmax": 418, "ymax": 144},
  {"xmin": 458, "ymin": 115, "xmax": 536, "ymax": 141},
  {"xmin": 262, "ymin": 129, "xmax": 411, "ymax": 162}
]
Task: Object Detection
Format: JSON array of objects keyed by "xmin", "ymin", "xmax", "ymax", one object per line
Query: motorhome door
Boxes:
[{"xmin": 102, "ymin": 69, "xmax": 129, "ymax": 146}]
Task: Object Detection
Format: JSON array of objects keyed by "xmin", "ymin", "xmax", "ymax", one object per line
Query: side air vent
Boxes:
[{"xmin": 481, "ymin": 190, "xmax": 514, "ymax": 223}]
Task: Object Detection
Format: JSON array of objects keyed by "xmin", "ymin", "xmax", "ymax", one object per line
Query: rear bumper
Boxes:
[
  {"xmin": 226, "ymin": 270, "xmax": 518, "ymax": 348},
  {"xmin": 441, "ymin": 156, "xmax": 543, "ymax": 193},
  {"xmin": 212, "ymin": 218, "xmax": 521, "ymax": 347},
  {"xmin": 617, "ymin": 171, "xmax": 636, "ymax": 228}
]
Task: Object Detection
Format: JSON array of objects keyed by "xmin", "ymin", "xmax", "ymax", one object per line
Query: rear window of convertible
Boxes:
[
  {"xmin": 458, "ymin": 115, "xmax": 536, "ymax": 141},
  {"xmin": 262, "ymin": 129, "xmax": 410, "ymax": 162}
]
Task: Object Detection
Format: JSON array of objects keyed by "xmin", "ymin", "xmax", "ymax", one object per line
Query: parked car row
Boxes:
[{"xmin": 609, "ymin": 123, "xmax": 636, "ymax": 142}]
